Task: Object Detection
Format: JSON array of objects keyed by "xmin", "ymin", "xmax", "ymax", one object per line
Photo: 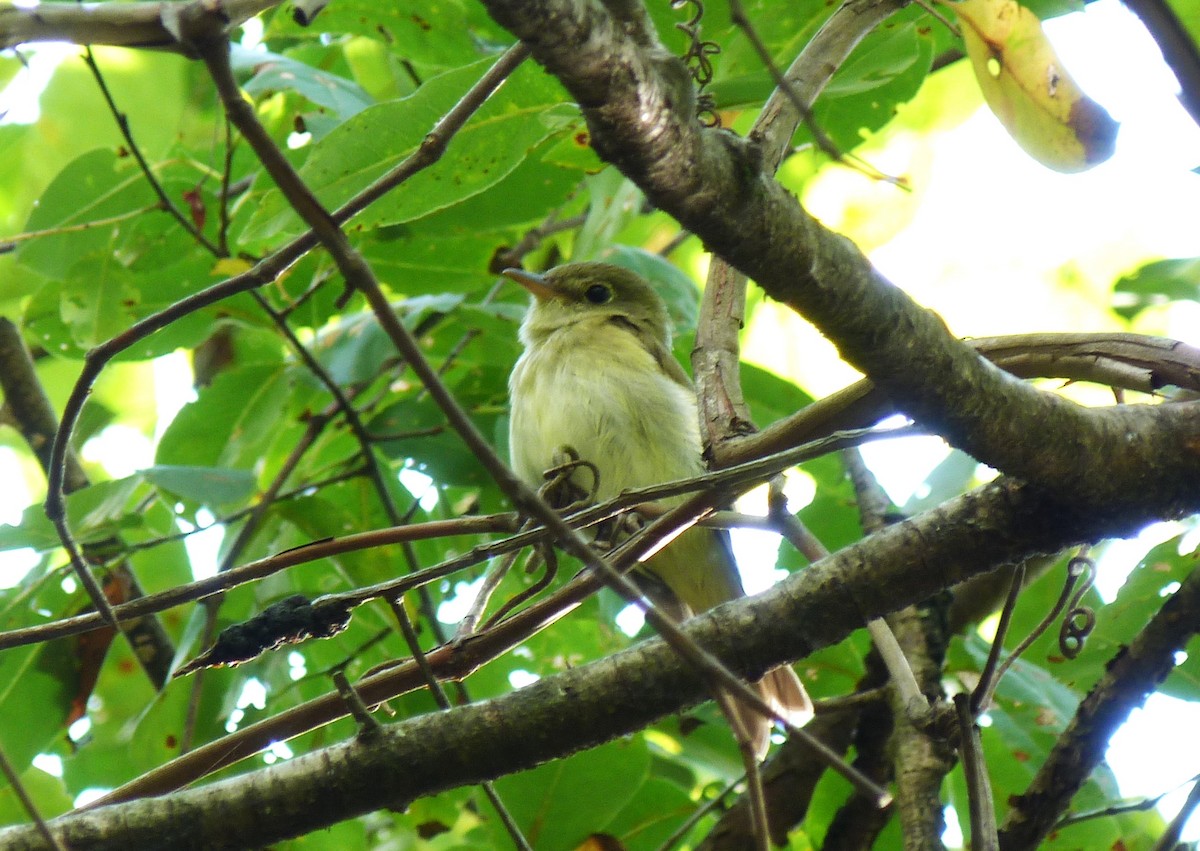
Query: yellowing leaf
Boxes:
[
  {"xmin": 211, "ymin": 257, "xmax": 253, "ymax": 277},
  {"xmin": 955, "ymin": 0, "xmax": 1118, "ymax": 172}
]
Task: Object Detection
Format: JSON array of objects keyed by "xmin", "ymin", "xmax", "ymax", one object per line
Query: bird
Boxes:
[{"xmin": 505, "ymin": 261, "xmax": 812, "ymax": 757}]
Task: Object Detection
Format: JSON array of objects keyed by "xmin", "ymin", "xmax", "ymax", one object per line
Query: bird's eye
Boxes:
[{"xmin": 584, "ymin": 284, "xmax": 612, "ymax": 304}]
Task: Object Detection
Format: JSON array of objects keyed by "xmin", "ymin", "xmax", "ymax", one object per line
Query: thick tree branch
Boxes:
[
  {"xmin": 998, "ymin": 555, "xmax": 1200, "ymax": 851},
  {"xmin": 0, "ymin": 319, "xmax": 174, "ymax": 688},
  {"xmin": 1121, "ymin": 0, "xmax": 1200, "ymax": 128},
  {"xmin": 0, "ymin": 0, "xmax": 282, "ymax": 51},
  {"xmin": 3, "ymin": 471, "xmax": 1195, "ymax": 847},
  {"xmin": 477, "ymin": 0, "xmax": 1200, "ymax": 512},
  {"xmin": 728, "ymin": 332, "xmax": 1200, "ymax": 464}
]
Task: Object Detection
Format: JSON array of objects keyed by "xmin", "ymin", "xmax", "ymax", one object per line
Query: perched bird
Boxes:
[{"xmin": 505, "ymin": 261, "xmax": 812, "ymax": 757}]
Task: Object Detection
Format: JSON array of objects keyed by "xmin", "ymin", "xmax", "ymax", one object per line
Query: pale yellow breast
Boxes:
[{"xmin": 509, "ymin": 317, "xmax": 702, "ymax": 499}]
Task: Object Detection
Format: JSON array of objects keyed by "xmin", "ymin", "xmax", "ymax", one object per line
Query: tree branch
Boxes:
[
  {"xmin": 3, "ymin": 471, "xmax": 1194, "ymax": 846},
  {"xmin": 477, "ymin": 0, "xmax": 1200, "ymax": 512},
  {"xmin": 727, "ymin": 332, "xmax": 1200, "ymax": 464},
  {"xmin": 694, "ymin": 0, "xmax": 907, "ymax": 452},
  {"xmin": 0, "ymin": 0, "xmax": 283, "ymax": 51},
  {"xmin": 998, "ymin": 551, "xmax": 1200, "ymax": 850},
  {"xmin": 1121, "ymin": 0, "xmax": 1200, "ymax": 128}
]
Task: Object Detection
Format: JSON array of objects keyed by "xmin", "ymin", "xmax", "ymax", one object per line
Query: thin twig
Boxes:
[
  {"xmin": 41, "ymin": 43, "xmax": 532, "ymax": 630},
  {"xmin": 332, "ymin": 668, "xmax": 382, "ymax": 734},
  {"xmin": 385, "ymin": 593, "xmax": 534, "ymax": 851},
  {"xmin": 1152, "ymin": 775, "xmax": 1200, "ymax": 851},
  {"xmin": 813, "ymin": 685, "xmax": 889, "ymax": 714},
  {"xmin": 81, "ymin": 45, "xmax": 222, "ymax": 254},
  {"xmin": 217, "ymin": 117, "xmax": 236, "ymax": 255},
  {"xmin": 954, "ymin": 693, "xmax": 999, "ymax": 851},
  {"xmin": 715, "ymin": 690, "xmax": 771, "ymax": 851},
  {"xmin": 0, "ymin": 745, "xmax": 65, "ymax": 851},
  {"xmin": 972, "ymin": 549, "xmax": 1092, "ymax": 714},
  {"xmin": 454, "ymin": 548, "xmax": 523, "ymax": 640},
  {"xmin": 969, "ymin": 563, "xmax": 1027, "ymax": 715},
  {"xmin": 768, "ymin": 476, "xmax": 925, "ymax": 714},
  {"xmin": 727, "ymin": 0, "xmax": 903, "ymax": 185},
  {"xmin": 0, "ymin": 204, "xmax": 159, "ymax": 249},
  {"xmin": 654, "ymin": 775, "xmax": 743, "ymax": 851}
]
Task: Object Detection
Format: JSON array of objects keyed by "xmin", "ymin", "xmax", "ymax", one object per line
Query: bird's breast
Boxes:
[{"xmin": 509, "ymin": 322, "xmax": 702, "ymax": 500}]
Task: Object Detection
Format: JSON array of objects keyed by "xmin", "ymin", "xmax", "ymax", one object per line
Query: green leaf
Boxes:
[
  {"xmin": 156, "ymin": 364, "xmax": 315, "ymax": 475},
  {"xmin": 0, "ymin": 476, "xmax": 149, "ymax": 552},
  {"xmin": 741, "ymin": 361, "xmax": 815, "ymax": 427},
  {"xmin": 572, "ymin": 169, "xmax": 646, "ymax": 262},
  {"xmin": 310, "ymin": 295, "xmax": 465, "ymax": 385},
  {"xmin": 17, "ymin": 151, "xmax": 235, "ymax": 359},
  {"xmin": 361, "ymin": 133, "xmax": 586, "ymax": 293},
  {"xmin": 1112, "ymin": 257, "xmax": 1200, "ymax": 320},
  {"xmin": 1169, "ymin": 0, "xmax": 1200, "ymax": 48},
  {"xmin": 236, "ymin": 45, "xmax": 373, "ymax": 122},
  {"xmin": 0, "ymin": 644, "xmax": 75, "ymax": 769},
  {"xmin": 265, "ymin": 0, "xmax": 511, "ymax": 72},
  {"xmin": 823, "ymin": 20, "xmax": 923, "ymax": 98},
  {"xmin": 603, "ymin": 777, "xmax": 696, "ymax": 849},
  {"xmin": 794, "ymin": 454, "xmax": 862, "ymax": 556},
  {"xmin": 273, "ymin": 493, "xmax": 399, "ymax": 589},
  {"xmin": 491, "ymin": 737, "xmax": 651, "ymax": 848},
  {"xmin": 372, "ymin": 391, "xmax": 501, "ymax": 488},
  {"xmin": 0, "ymin": 765, "xmax": 72, "ymax": 827},
  {"xmin": 902, "ymin": 450, "xmax": 979, "ymax": 515},
  {"xmin": 242, "ymin": 60, "xmax": 573, "ymax": 242},
  {"xmin": 805, "ymin": 13, "xmax": 936, "ymax": 152},
  {"xmin": 142, "ymin": 466, "xmax": 258, "ymax": 509},
  {"xmin": 16, "ymin": 149, "xmax": 157, "ymax": 280},
  {"xmin": 1097, "ymin": 536, "xmax": 1200, "ymax": 700}
]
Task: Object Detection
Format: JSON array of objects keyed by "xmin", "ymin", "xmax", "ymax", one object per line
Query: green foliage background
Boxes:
[{"xmin": 0, "ymin": 0, "xmax": 1197, "ymax": 848}]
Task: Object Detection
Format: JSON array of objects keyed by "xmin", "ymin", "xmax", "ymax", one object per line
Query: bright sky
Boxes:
[{"xmin": 1, "ymin": 0, "xmax": 1198, "ymax": 839}]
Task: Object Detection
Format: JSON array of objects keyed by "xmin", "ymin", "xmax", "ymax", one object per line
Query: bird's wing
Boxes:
[{"xmin": 607, "ymin": 313, "xmax": 694, "ymax": 390}]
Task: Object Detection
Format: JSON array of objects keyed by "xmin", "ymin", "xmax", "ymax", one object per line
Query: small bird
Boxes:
[{"xmin": 505, "ymin": 261, "xmax": 812, "ymax": 757}]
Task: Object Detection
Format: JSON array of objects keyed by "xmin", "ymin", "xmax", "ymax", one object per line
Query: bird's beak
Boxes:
[{"xmin": 502, "ymin": 268, "xmax": 558, "ymax": 302}]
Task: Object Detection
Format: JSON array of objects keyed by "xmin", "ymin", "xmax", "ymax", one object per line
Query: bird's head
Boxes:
[{"xmin": 504, "ymin": 262, "xmax": 672, "ymax": 348}]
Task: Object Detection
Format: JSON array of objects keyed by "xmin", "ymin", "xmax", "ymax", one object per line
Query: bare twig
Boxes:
[
  {"xmin": 656, "ymin": 775, "xmax": 743, "ymax": 851},
  {"xmin": 769, "ymin": 472, "xmax": 926, "ymax": 715},
  {"xmin": 82, "ymin": 45, "xmax": 221, "ymax": 254},
  {"xmin": 0, "ymin": 745, "xmax": 65, "ymax": 851},
  {"xmin": 954, "ymin": 693, "xmax": 999, "ymax": 851},
  {"xmin": 0, "ymin": 204, "xmax": 159, "ymax": 250},
  {"xmin": 40, "ymin": 40, "xmax": 531, "ymax": 659},
  {"xmin": 971, "ymin": 550, "xmax": 1093, "ymax": 715},
  {"xmin": 728, "ymin": 0, "xmax": 904, "ymax": 184},
  {"xmin": 968, "ymin": 562, "xmax": 1026, "ymax": 714},
  {"xmin": 714, "ymin": 690, "xmax": 771, "ymax": 851},
  {"xmin": 1151, "ymin": 775, "xmax": 1200, "ymax": 851}
]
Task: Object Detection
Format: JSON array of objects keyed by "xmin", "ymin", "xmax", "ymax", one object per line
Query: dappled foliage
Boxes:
[{"xmin": 0, "ymin": 0, "xmax": 1198, "ymax": 848}]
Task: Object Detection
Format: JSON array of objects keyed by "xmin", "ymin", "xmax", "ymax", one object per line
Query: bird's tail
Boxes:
[{"xmin": 729, "ymin": 665, "xmax": 814, "ymax": 759}]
